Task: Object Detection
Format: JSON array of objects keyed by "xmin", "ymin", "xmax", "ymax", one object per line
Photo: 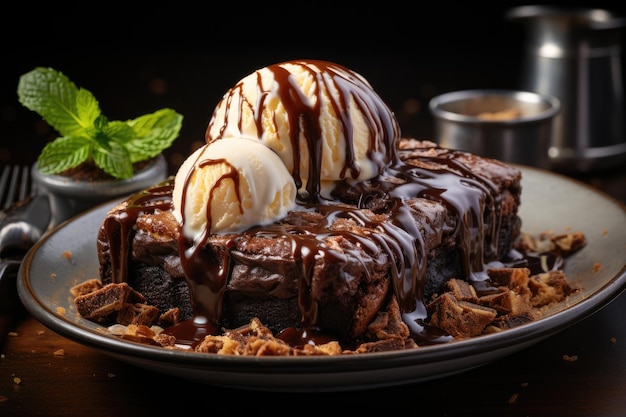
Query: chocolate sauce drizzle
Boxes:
[
  {"xmin": 102, "ymin": 61, "xmax": 532, "ymax": 349},
  {"xmin": 102, "ymin": 182, "xmax": 173, "ymax": 284},
  {"xmin": 206, "ymin": 60, "xmax": 399, "ymax": 200}
]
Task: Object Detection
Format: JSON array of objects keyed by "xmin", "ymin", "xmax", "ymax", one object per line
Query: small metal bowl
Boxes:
[{"xmin": 429, "ymin": 89, "xmax": 561, "ymax": 168}]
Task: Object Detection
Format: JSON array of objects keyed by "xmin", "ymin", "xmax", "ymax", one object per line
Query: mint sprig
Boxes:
[{"xmin": 17, "ymin": 67, "xmax": 183, "ymax": 179}]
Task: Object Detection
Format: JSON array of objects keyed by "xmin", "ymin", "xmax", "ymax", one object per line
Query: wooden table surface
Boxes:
[{"xmin": 1, "ymin": 167, "xmax": 625, "ymax": 417}]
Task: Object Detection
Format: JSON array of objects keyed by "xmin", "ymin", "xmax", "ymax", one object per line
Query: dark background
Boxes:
[{"xmin": 2, "ymin": 1, "xmax": 625, "ymax": 175}]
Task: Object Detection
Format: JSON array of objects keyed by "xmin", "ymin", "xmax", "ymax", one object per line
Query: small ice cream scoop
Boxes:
[
  {"xmin": 205, "ymin": 60, "xmax": 401, "ymax": 198},
  {"xmin": 172, "ymin": 136, "xmax": 297, "ymax": 239}
]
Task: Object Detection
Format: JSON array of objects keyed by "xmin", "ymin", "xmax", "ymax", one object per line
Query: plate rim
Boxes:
[{"xmin": 17, "ymin": 166, "xmax": 626, "ymax": 389}]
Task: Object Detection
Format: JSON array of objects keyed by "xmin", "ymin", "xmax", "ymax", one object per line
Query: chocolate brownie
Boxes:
[{"xmin": 96, "ymin": 139, "xmax": 523, "ymax": 349}]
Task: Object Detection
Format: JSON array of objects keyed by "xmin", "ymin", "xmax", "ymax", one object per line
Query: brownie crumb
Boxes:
[{"xmin": 71, "ymin": 229, "xmax": 585, "ymax": 356}]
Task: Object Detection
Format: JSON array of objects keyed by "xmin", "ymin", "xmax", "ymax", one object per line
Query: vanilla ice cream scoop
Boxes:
[
  {"xmin": 205, "ymin": 60, "xmax": 401, "ymax": 198},
  {"xmin": 173, "ymin": 137, "xmax": 297, "ymax": 239}
]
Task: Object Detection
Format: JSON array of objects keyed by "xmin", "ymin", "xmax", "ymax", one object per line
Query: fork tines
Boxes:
[{"xmin": 0, "ymin": 165, "xmax": 31, "ymax": 210}]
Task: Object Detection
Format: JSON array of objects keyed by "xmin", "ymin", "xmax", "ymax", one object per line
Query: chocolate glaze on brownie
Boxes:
[{"xmin": 98, "ymin": 139, "xmax": 522, "ymax": 349}]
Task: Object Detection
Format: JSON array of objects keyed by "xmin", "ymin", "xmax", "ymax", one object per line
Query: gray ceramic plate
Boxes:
[{"xmin": 17, "ymin": 166, "xmax": 626, "ymax": 392}]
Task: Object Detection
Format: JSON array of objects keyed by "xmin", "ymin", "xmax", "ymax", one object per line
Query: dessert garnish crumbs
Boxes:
[
  {"xmin": 108, "ymin": 373, "xmax": 116, "ymax": 378},
  {"xmin": 57, "ymin": 307, "xmax": 66, "ymax": 315},
  {"xmin": 54, "ymin": 349, "xmax": 65, "ymax": 356},
  {"xmin": 0, "ymin": 395, "xmax": 7, "ymax": 403},
  {"xmin": 37, "ymin": 330, "xmax": 45, "ymax": 335},
  {"xmin": 71, "ymin": 229, "xmax": 585, "ymax": 355},
  {"xmin": 508, "ymin": 393, "xmax": 519, "ymax": 404},
  {"xmin": 8, "ymin": 332, "xmax": 18, "ymax": 337},
  {"xmin": 610, "ymin": 337, "xmax": 617, "ymax": 344},
  {"xmin": 13, "ymin": 377, "xmax": 21, "ymax": 385}
]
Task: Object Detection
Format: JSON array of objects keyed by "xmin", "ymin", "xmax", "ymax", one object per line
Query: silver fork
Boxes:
[
  {"xmin": 0, "ymin": 166, "xmax": 33, "ymax": 341},
  {"xmin": 0, "ymin": 165, "xmax": 49, "ymax": 258},
  {"xmin": 0, "ymin": 165, "xmax": 31, "ymax": 213}
]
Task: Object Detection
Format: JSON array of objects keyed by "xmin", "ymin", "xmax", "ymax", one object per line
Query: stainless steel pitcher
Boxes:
[{"xmin": 507, "ymin": 5, "xmax": 626, "ymax": 173}]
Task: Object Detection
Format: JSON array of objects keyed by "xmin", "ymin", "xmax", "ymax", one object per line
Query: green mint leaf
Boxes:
[
  {"xmin": 93, "ymin": 114, "xmax": 110, "ymax": 131},
  {"xmin": 100, "ymin": 120, "xmax": 135, "ymax": 145},
  {"xmin": 19, "ymin": 67, "xmax": 183, "ymax": 179},
  {"xmin": 92, "ymin": 140, "xmax": 134, "ymax": 179},
  {"xmin": 125, "ymin": 109, "xmax": 183, "ymax": 162},
  {"xmin": 17, "ymin": 67, "xmax": 101, "ymax": 137},
  {"xmin": 36, "ymin": 136, "xmax": 92, "ymax": 174}
]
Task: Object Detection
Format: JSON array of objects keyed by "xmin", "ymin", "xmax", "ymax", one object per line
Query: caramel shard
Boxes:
[
  {"xmin": 192, "ymin": 317, "xmax": 348, "ymax": 356},
  {"xmin": 478, "ymin": 289, "xmax": 531, "ymax": 316},
  {"xmin": 228, "ymin": 316, "xmax": 274, "ymax": 339},
  {"xmin": 296, "ymin": 341, "xmax": 344, "ymax": 356},
  {"xmin": 551, "ymin": 232, "xmax": 586, "ymax": 255},
  {"xmin": 70, "ymin": 278, "xmax": 103, "ymax": 297},
  {"xmin": 514, "ymin": 231, "xmax": 586, "ymax": 256},
  {"xmin": 154, "ymin": 332, "xmax": 177, "ymax": 348},
  {"xmin": 366, "ymin": 296, "xmax": 410, "ymax": 341},
  {"xmin": 118, "ymin": 324, "xmax": 160, "ymax": 345},
  {"xmin": 244, "ymin": 337, "xmax": 294, "ymax": 356},
  {"xmin": 121, "ymin": 333, "xmax": 161, "ymax": 346},
  {"xmin": 349, "ymin": 338, "xmax": 414, "ymax": 354},
  {"xmin": 529, "ymin": 270, "xmax": 578, "ymax": 307},
  {"xmin": 443, "ymin": 278, "xmax": 477, "ymax": 302},
  {"xmin": 427, "ymin": 292, "xmax": 497, "ymax": 338},
  {"xmin": 195, "ymin": 335, "xmax": 242, "ymax": 355},
  {"xmin": 74, "ymin": 283, "xmax": 145, "ymax": 320},
  {"xmin": 195, "ymin": 318, "xmax": 293, "ymax": 356},
  {"xmin": 158, "ymin": 308, "xmax": 181, "ymax": 327},
  {"xmin": 74, "ymin": 283, "xmax": 131, "ymax": 319},
  {"xmin": 488, "ymin": 267, "xmax": 530, "ymax": 291},
  {"xmin": 490, "ymin": 311, "xmax": 539, "ymax": 330},
  {"xmin": 132, "ymin": 324, "xmax": 158, "ymax": 338},
  {"xmin": 117, "ymin": 303, "xmax": 160, "ymax": 326}
]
